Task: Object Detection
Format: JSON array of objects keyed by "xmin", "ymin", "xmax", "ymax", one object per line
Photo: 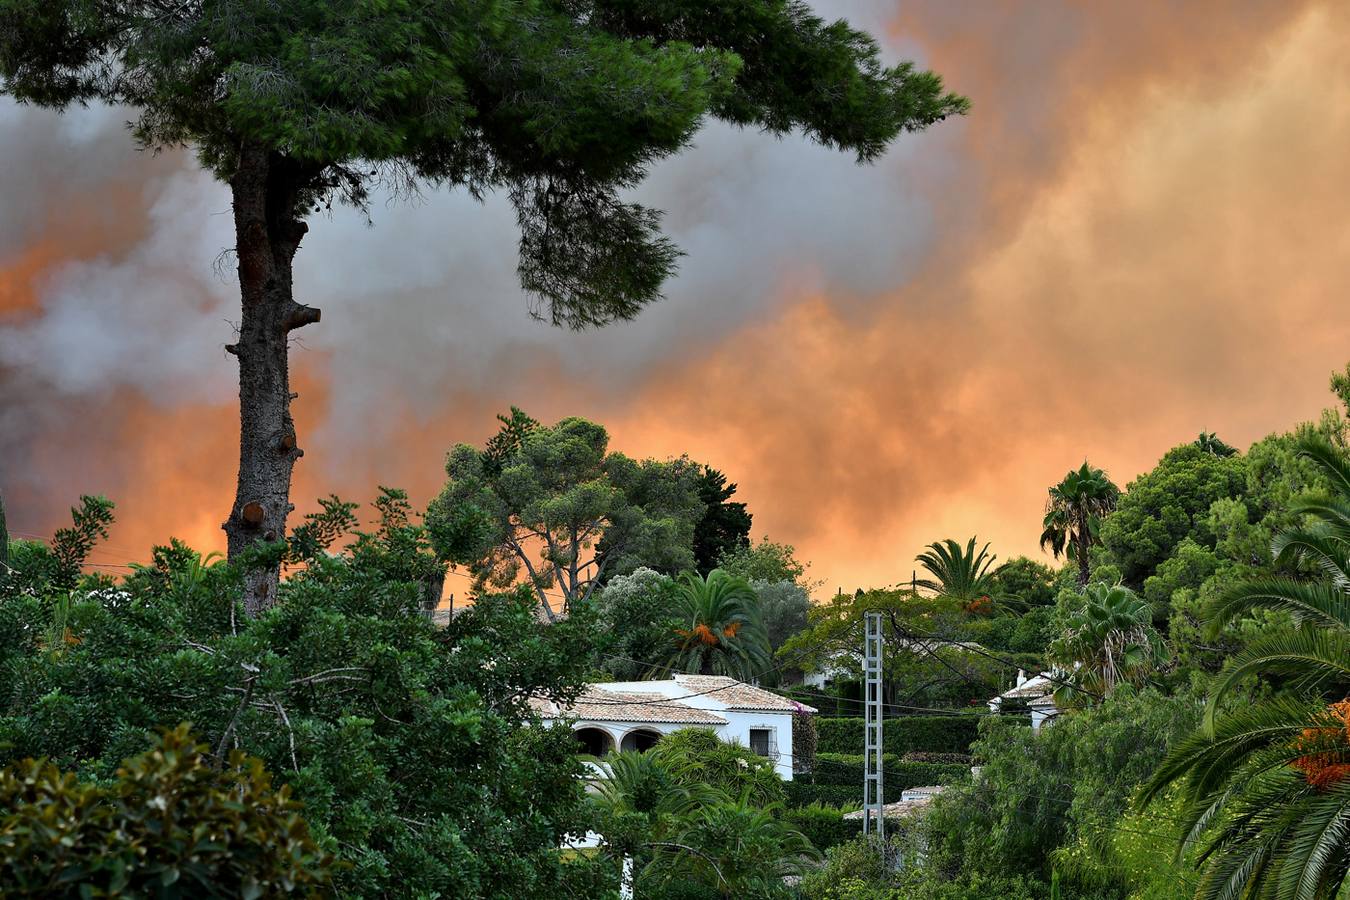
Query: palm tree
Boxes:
[
  {"xmin": 662, "ymin": 569, "xmax": 771, "ymax": 680},
  {"xmin": 1049, "ymin": 583, "xmax": 1166, "ymax": 698},
  {"xmin": 590, "ymin": 752, "xmax": 816, "ymax": 897},
  {"xmin": 1041, "ymin": 462, "xmax": 1121, "ymax": 587},
  {"xmin": 589, "ymin": 750, "xmax": 719, "ymax": 839},
  {"xmin": 1143, "ymin": 435, "xmax": 1350, "ymax": 899},
  {"xmin": 646, "ymin": 793, "xmax": 820, "ymax": 896},
  {"xmin": 1194, "ymin": 431, "xmax": 1238, "ymax": 457},
  {"xmin": 914, "ymin": 537, "xmax": 998, "ymax": 610},
  {"xmin": 588, "ymin": 750, "xmax": 725, "ymax": 887}
]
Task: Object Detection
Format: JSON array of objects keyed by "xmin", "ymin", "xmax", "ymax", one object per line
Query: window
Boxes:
[{"xmin": 748, "ymin": 728, "xmax": 775, "ymax": 759}]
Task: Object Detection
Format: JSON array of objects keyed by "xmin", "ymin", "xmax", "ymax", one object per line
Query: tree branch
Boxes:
[
  {"xmin": 283, "ymin": 302, "xmax": 322, "ymax": 331},
  {"xmin": 272, "ymin": 699, "xmax": 299, "ymax": 772},
  {"xmin": 215, "ymin": 665, "xmax": 260, "ymax": 764},
  {"xmin": 644, "ymin": 843, "xmax": 727, "ymax": 890},
  {"xmin": 506, "ymin": 532, "xmax": 557, "ymax": 621}
]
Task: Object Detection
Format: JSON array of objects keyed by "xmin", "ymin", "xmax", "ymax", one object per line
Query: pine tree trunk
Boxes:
[
  {"xmin": 0, "ymin": 488, "xmax": 8, "ymax": 571},
  {"xmin": 222, "ymin": 145, "xmax": 320, "ymax": 617}
]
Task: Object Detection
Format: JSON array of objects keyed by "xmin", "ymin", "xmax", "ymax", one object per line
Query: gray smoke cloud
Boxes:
[
  {"xmin": 5, "ymin": 0, "xmax": 1345, "ymax": 598},
  {"xmin": 0, "ymin": 0, "xmax": 949, "ymax": 501}
]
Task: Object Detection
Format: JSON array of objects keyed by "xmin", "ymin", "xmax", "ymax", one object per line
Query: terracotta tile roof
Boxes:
[
  {"xmin": 993, "ymin": 673, "xmax": 1056, "ymax": 702},
  {"xmin": 531, "ymin": 688, "xmax": 728, "ymax": 725},
  {"xmin": 842, "ymin": 786, "xmax": 947, "ymax": 821},
  {"xmin": 671, "ymin": 675, "xmax": 817, "ymax": 713}
]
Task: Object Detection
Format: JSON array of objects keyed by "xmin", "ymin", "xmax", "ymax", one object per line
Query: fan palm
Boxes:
[
  {"xmin": 644, "ymin": 793, "xmax": 820, "ymax": 896},
  {"xmin": 662, "ymin": 569, "xmax": 771, "ymax": 680},
  {"xmin": 914, "ymin": 537, "xmax": 998, "ymax": 609},
  {"xmin": 588, "ymin": 751, "xmax": 726, "ymax": 875},
  {"xmin": 1142, "ymin": 435, "xmax": 1350, "ymax": 900},
  {"xmin": 1049, "ymin": 583, "xmax": 1166, "ymax": 698},
  {"xmin": 1041, "ymin": 462, "xmax": 1121, "ymax": 587},
  {"xmin": 589, "ymin": 750, "xmax": 720, "ymax": 829}
]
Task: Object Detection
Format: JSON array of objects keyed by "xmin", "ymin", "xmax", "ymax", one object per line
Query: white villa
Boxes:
[
  {"xmin": 987, "ymin": 670, "xmax": 1059, "ymax": 732},
  {"xmin": 530, "ymin": 673, "xmax": 814, "ymax": 780}
]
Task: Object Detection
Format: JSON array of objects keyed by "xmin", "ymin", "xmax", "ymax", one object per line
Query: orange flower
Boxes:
[
  {"xmin": 722, "ymin": 622, "xmax": 742, "ymax": 639},
  {"xmin": 963, "ymin": 596, "xmax": 994, "ymax": 616},
  {"xmin": 1292, "ymin": 700, "xmax": 1350, "ymax": 790},
  {"xmin": 693, "ymin": 623, "xmax": 719, "ymax": 646}
]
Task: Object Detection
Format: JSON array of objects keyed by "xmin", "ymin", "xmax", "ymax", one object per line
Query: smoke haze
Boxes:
[{"xmin": 3, "ymin": 2, "xmax": 1349, "ymax": 591}]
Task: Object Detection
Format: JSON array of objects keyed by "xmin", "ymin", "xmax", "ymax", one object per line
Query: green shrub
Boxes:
[
  {"xmin": 781, "ymin": 802, "xmax": 862, "ymax": 852},
  {"xmin": 794, "ymin": 707, "xmax": 819, "ymax": 772},
  {"xmin": 800, "ymin": 841, "xmax": 1119, "ymax": 900},
  {"xmin": 921, "ymin": 689, "xmax": 1200, "ymax": 886},
  {"xmin": 648, "ymin": 727, "xmax": 785, "ymax": 807},
  {"xmin": 900, "ymin": 751, "xmax": 971, "ymax": 765},
  {"xmin": 784, "ymin": 781, "xmax": 865, "ymax": 808},
  {"xmin": 798, "ymin": 836, "xmax": 896, "ymax": 900},
  {"xmin": 792, "ymin": 753, "xmax": 968, "ymax": 805},
  {"xmin": 0, "ymin": 724, "xmax": 334, "ymax": 896},
  {"xmin": 814, "ymin": 714, "xmax": 991, "ymax": 757}
]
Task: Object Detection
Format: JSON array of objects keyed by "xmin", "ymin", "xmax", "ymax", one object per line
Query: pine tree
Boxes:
[{"xmin": 1, "ymin": 2, "xmax": 966, "ymax": 613}]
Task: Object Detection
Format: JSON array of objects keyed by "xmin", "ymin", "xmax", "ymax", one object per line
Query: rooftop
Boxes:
[
  {"xmin": 530, "ymin": 687, "xmax": 729, "ymax": 725},
  {"xmin": 842, "ymin": 785, "xmax": 947, "ymax": 821},
  {"xmin": 991, "ymin": 671, "xmax": 1056, "ymax": 702},
  {"xmin": 530, "ymin": 675, "xmax": 813, "ymax": 724},
  {"xmin": 670, "ymin": 674, "xmax": 818, "ymax": 713}
]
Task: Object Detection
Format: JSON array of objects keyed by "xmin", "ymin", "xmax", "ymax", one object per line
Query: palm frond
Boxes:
[
  {"xmin": 1270, "ymin": 529, "xmax": 1350, "ymax": 588},
  {"xmin": 1205, "ymin": 631, "xmax": 1350, "ymax": 730},
  {"xmin": 1205, "ymin": 577, "xmax": 1350, "ymax": 637},
  {"xmin": 1142, "ymin": 696, "xmax": 1324, "ymax": 806},
  {"xmin": 1297, "ymin": 435, "xmax": 1350, "ymax": 500}
]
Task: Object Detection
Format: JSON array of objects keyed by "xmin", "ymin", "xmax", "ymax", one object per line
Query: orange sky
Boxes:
[{"xmin": 4, "ymin": 2, "xmax": 1350, "ymax": 594}]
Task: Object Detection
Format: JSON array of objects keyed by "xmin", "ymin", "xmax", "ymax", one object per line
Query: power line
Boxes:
[{"xmin": 593, "ymin": 648, "xmax": 1011, "ymax": 717}]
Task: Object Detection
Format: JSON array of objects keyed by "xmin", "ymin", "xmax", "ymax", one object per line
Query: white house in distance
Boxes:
[
  {"xmin": 987, "ymin": 670, "xmax": 1059, "ymax": 732},
  {"xmin": 530, "ymin": 674, "xmax": 814, "ymax": 781}
]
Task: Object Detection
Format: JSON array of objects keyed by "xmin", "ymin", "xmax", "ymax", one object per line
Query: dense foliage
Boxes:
[
  {"xmin": 921, "ymin": 688, "xmax": 1199, "ymax": 892},
  {"xmin": 0, "ymin": 493, "xmax": 609, "ymax": 898},
  {"xmin": 0, "ymin": 724, "xmax": 334, "ymax": 897},
  {"xmin": 428, "ymin": 410, "xmax": 704, "ymax": 619},
  {"xmin": 589, "ymin": 738, "xmax": 815, "ymax": 899},
  {"xmin": 1144, "ymin": 435, "xmax": 1350, "ymax": 899}
]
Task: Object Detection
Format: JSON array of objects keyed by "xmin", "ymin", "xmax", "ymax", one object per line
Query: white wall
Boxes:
[
  {"xmin": 598, "ymin": 681, "xmax": 799, "ymax": 780},
  {"xmin": 556, "ymin": 712, "xmax": 797, "ymax": 780}
]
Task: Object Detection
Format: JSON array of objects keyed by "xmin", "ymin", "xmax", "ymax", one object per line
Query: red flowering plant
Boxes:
[{"xmin": 1291, "ymin": 699, "xmax": 1350, "ymax": 790}]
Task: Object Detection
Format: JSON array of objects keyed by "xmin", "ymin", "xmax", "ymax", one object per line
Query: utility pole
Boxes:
[{"xmin": 863, "ymin": 610, "xmax": 884, "ymax": 841}]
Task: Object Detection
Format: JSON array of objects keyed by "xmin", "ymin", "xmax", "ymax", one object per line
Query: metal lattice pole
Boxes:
[{"xmin": 863, "ymin": 610, "xmax": 885, "ymax": 841}]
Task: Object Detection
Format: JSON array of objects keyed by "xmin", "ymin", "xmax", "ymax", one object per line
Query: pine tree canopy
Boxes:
[{"xmin": 0, "ymin": 0, "xmax": 967, "ymax": 325}]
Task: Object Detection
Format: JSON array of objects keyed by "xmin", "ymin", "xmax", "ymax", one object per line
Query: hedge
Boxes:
[
  {"xmin": 815, "ymin": 713, "xmax": 990, "ymax": 756},
  {"xmin": 781, "ymin": 803, "xmax": 863, "ymax": 852},
  {"xmin": 902, "ymin": 751, "xmax": 973, "ymax": 765},
  {"xmin": 785, "ymin": 753, "xmax": 969, "ymax": 806}
]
